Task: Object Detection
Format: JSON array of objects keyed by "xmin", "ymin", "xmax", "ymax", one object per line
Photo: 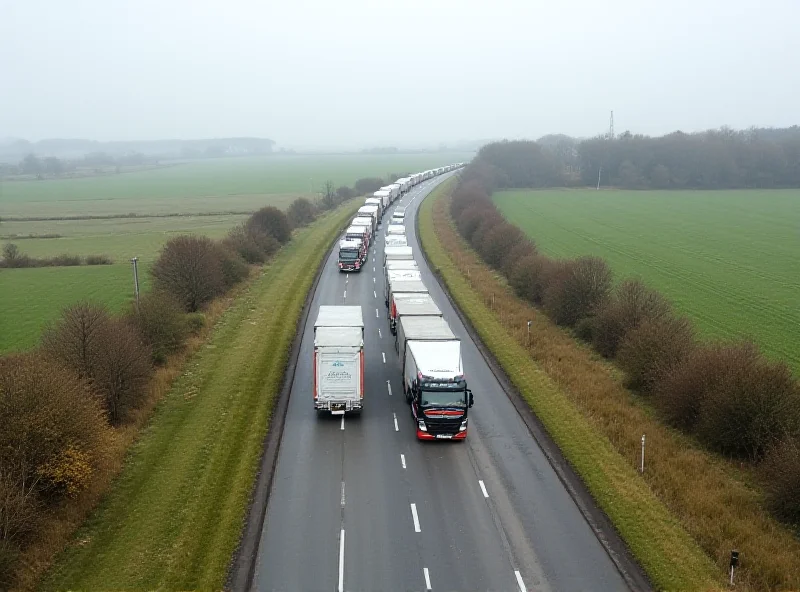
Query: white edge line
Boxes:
[
  {"xmin": 479, "ymin": 480, "xmax": 489, "ymax": 498},
  {"xmin": 393, "ymin": 412, "xmax": 399, "ymax": 432},
  {"xmin": 424, "ymin": 567, "xmax": 432, "ymax": 590},
  {"xmin": 400, "ymin": 453, "xmax": 406, "ymax": 468},
  {"xmin": 338, "ymin": 530, "xmax": 345, "ymax": 592},
  {"xmin": 410, "ymin": 503, "xmax": 421, "ymax": 532},
  {"xmin": 515, "ymin": 570, "xmax": 527, "ymax": 592}
]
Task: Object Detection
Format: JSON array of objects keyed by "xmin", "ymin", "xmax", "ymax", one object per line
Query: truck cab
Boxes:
[{"xmin": 338, "ymin": 239, "xmax": 364, "ymax": 272}]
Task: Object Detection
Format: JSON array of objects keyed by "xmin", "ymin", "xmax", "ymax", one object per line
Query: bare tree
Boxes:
[
  {"xmin": 41, "ymin": 301, "xmax": 111, "ymax": 380},
  {"xmin": 321, "ymin": 180, "xmax": 337, "ymax": 209},
  {"xmin": 151, "ymin": 235, "xmax": 225, "ymax": 312}
]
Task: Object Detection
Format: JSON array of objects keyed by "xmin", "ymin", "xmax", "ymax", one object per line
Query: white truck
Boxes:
[
  {"xmin": 384, "ymin": 259, "xmax": 418, "ymax": 289},
  {"xmin": 392, "ymin": 207, "xmax": 406, "ymax": 225},
  {"xmin": 373, "ymin": 190, "xmax": 391, "ymax": 209},
  {"xmin": 350, "ymin": 217, "xmax": 373, "ymax": 243},
  {"xmin": 386, "ymin": 224, "xmax": 405, "ymax": 236},
  {"xmin": 357, "ymin": 205, "xmax": 380, "ymax": 232},
  {"xmin": 387, "ymin": 278, "xmax": 428, "ymax": 326},
  {"xmin": 313, "ymin": 306, "xmax": 365, "ymax": 415},
  {"xmin": 380, "ymin": 185, "xmax": 400, "ymax": 202},
  {"xmin": 345, "ymin": 224, "xmax": 370, "ymax": 249},
  {"xmin": 395, "ymin": 177, "xmax": 411, "ymax": 194},
  {"xmin": 396, "ymin": 315, "xmax": 472, "ymax": 440},
  {"xmin": 364, "ymin": 197, "xmax": 384, "ymax": 219},
  {"xmin": 383, "ymin": 245, "xmax": 413, "ymax": 266},
  {"xmin": 385, "ymin": 235, "xmax": 408, "ymax": 248},
  {"xmin": 390, "ymin": 292, "xmax": 441, "ymax": 335},
  {"xmin": 384, "ymin": 268, "xmax": 422, "ymax": 306}
]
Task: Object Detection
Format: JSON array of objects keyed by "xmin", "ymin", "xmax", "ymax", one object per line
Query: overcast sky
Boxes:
[{"xmin": 1, "ymin": 0, "xmax": 798, "ymax": 149}]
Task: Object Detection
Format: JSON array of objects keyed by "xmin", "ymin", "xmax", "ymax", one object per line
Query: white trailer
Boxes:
[
  {"xmin": 373, "ymin": 190, "xmax": 391, "ymax": 209},
  {"xmin": 391, "ymin": 207, "xmax": 405, "ymax": 225},
  {"xmin": 388, "ymin": 279, "xmax": 428, "ymax": 326},
  {"xmin": 356, "ymin": 205, "xmax": 379, "ymax": 233},
  {"xmin": 345, "ymin": 225, "xmax": 370, "ymax": 247},
  {"xmin": 396, "ymin": 177, "xmax": 411, "ymax": 193},
  {"xmin": 313, "ymin": 306, "xmax": 365, "ymax": 415},
  {"xmin": 384, "ymin": 268, "xmax": 422, "ymax": 305},
  {"xmin": 381, "ymin": 185, "xmax": 400, "ymax": 202},
  {"xmin": 383, "ymin": 245, "xmax": 413, "ymax": 266},
  {"xmin": 384, "ymin": 259, "xmax": 418, "ymax": 289},
  {"xmin": 390, "ymin": 293, "xmax": 441, "ymax": 335},
  {"xmin": 386, "ymin": 224, "xmax": 405, "ymax": 236},
  {"xmin": 364, "ymin": 197, "xmax": 383, "ymax": 218},
  {"xmin": 385, "ymin": 235, "xmax": 408, "ymax": 248}
]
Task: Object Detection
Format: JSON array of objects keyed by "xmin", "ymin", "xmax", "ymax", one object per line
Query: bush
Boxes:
[
  {"xmin": 477, "ymin": 222, "xmax": 525, "ymax": 269},
  {"xmin": 287, "ymin": 197, "xmax": 316, "ymax": 228},
  {"xmin": 41, "ymin": 301, "xmax": 111, "ymax": 380},
  {"xmin": 764, "ymin": 439, "xmax": 800, "ymax": 525},
  {"xmin": 593, "ymin": 279, "xmax": 673, "ymax": 358},
  {"xmin": 541, "ymin": 259, "xmax": 578, "ymax": 324},
  {"xmin": 151, "ymin": 235, "xmax": 225, "ymax": 312},
  {"xmin": 456, "ymin": 203, "xmax": 497, "ymax": 243},
  {"xmin": 224, "ymin": 223, "xmax": 279, "ymax": 264},
  {"xmin": 354, "ymin": 177, "xmax": 384, "ymax": 194},
  {"xmin": 85, "ymin": 254, "xmax": 113, "ymax": 265},
  {"xmin": 617, "ymin": 315, "xmax": 696, "ymax": 392},
  {"xmin": 509, "ymin": 254, "xmax": 554, "ymax": 305},
  {"xmin": 335, "ymin": 186, "xmax": 356, "ymax": 201},
  {"xmin": 502, "ymin": 239, "xmax": 536, "ymax": 278},
  {"xmin": 216, "ymin": 244, "xmax": 249, "ymax": 289},
  {"xmin": 450, "ymin": 180, "xmax": 493, "ymax": 218},
  {"xmin": 128, "ymin": 291, "xmax": 188, "ymax": 364},
  {"xmin": 91, "ymin": 318, "xmax": 153, "ymax": 424},
  {"xmin": 248, "ymin": 206, "xmax": 291, "ymax": 244},
  {"xmin": 1, "ymin": 243, "xmax": 34, "ymax": 268},
  {"xmin": 693, "ymin": 346, "xmax": 800, "ymax": 459},
  {"xmin": 48, "ymin": 254, "xmax": 82, "ymax": 267},
  {"xmin": 186, "ymin": 313, "xmax": 206, "ymax": 333},
  {"xmin": 542, "ymin": 256, "xmax": 612, "ymax": 327}
]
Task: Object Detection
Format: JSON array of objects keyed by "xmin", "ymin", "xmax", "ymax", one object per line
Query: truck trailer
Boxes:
[
  {"xmin": 390, "ymin": 292, "xmax": 441, "ymax": 335},
  {"xmin": 357, "ymin": 205, "xmax": 380, "ymax": 232},
  {"xmin": 384, "ymin": 268, "xmax": 422, "ymax": 305},
  {"xmin": 385, "ymin": 235, "xmax": 407, "ymax": 248},
  {"xmin": 387, "ymin": 279, "xmax": 428, "ymax": 327},
  {"xmin": 373, "ymin": 190, "xmax": 392, "ymax": 209},
  {"xmin": 313, "ymin": 306, "xmax": 365, "ymax": 415},
  {"xmin": 364, "ymin": 197, "xmax": 384, "ymax": 219},
  {"xmin": 383, "ymin": 245, "xmax": 413, "ymax": 266},
  {"xmin": 345, "ymin": 225, "xmax": 370, "ymax": 249}
]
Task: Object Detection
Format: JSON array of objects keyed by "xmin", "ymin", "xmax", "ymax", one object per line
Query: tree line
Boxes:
[
  {"xmin": 449, "ymin": 150, "xmax": 800, "ymax": 531},
  {"xmin": 472, "ymin": 125, "xmax": 800, "ymax": 190}
]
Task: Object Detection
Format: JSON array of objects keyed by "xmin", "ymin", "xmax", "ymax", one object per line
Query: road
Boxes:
[{"xmin": 253, "ymin": 175, "xmax": 634, "ymax": 592}]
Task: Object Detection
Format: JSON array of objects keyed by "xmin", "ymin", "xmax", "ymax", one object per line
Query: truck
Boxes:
[
  {"xmin": 383, "ymin": 259, "xmax": 418, "ymax": 288},
  {"xmin": 364, "ymin": 197, "xmax": 384, "ymax": 219},
  {"xmin": 392, "ymin": 207, "xmax": 406, "ymax": 225},
  {"xmin": 390, "ymin": 292, "xmax": 441, "ymax": 335},
  {"xmin": 338, "ymin": 239, "xmax": 365, "ymax": 272},
  {"xmin": 380, "ymin": 185, "xmax": 400, "ymax": 202},
  {"xmin": 386, "ymin": 224, "xmax": 405, "ymax": 236},
  {"xmin": 350, "ymin": 217, "xmax": 373, "ymax": 244},
  {"xmin": 373, "ymin": 190, "xmax": 391, "ymax": 209},
  {"xmin": 344, "ymin": 224, "xmax": 370, "ymax": 249},
  {"xmin": 385, "ymin": 235, "xmax": 407, "ymax": 248},
  {"xmin": 396, "ymin": 315, "xmax": 473, "ymax": 440},
  {"xmin": 383, "ymin": 245, "xmax": 413, "ymax": 266},
  {"xmin": 313, "ymin": 305, "xmax": 365, "ymax": 415},
  {"xmin": 387, "ymin": 278, "xmax": 428, "ymax": 326},
  {"xmin": 357, "ymin": 205, "xmax": 380, "ymax": 232},
  {"xmin": 395, "ymin": 177, "xmax": 411, "ymax": 194},
  {"xmin": 384, "ymin": 268, "xmax": 422, "ymax": 305}
]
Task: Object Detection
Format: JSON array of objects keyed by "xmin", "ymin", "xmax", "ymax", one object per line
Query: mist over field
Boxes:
[{"xmin": 2, "ymin": 0, "xmax": 799, "ymax": 148}]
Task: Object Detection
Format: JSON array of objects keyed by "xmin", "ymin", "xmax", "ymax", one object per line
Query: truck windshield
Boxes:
[
  {"xmin": 339, "ymin": 250, "xmax": 359, "ymax": 261},
  {"xmin": 420, "ymin": 390, "xmax": 466, "ymax": 408}
]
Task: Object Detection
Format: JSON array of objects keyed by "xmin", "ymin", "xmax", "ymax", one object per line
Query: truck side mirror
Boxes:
[{"xmin": 467, "ymin": 390, "xmax": 474, "ymax": 408}]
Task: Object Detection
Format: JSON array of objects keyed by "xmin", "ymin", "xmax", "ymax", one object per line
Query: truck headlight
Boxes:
[
  {"xmin": 459, "ymin": 419, "xmax": 468, "ymax": 431},
  {"xmin": 418, "ymin": 420, "xmax": 427, "ymax": 432}
]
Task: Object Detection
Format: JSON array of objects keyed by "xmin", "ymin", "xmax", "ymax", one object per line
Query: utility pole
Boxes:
[
  {"xmin": 609, "ymin": 110, "xmax": 615, "ymax": 139},
  {"xmin": 131, "ymin": 257, "xmax": 140, "ymax": 306}
]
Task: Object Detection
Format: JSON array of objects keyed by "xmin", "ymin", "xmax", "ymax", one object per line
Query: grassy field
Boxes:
[
  {"xmin": 420, "ymin": 182, "xmax": 800, "ymax": 591},
  {"xmin": 0, "ymin": 152, "xmax": 470, "ymax": 354},
  {"xmin": 40, "ymin": 200, "xmax": 360, "ymax": 590},
  {"xmin": 493, "ymin": 189, "xmax": 800, "ymax": 373}
]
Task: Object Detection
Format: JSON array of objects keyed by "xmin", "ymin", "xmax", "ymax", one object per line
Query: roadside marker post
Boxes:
[
  {"xmin": 640, "ymin": 434, "xmax": 646, "ymax": 474},
  {"xmin": 729, "ymin": 550, "xmax": 739, "ymax": 586}
]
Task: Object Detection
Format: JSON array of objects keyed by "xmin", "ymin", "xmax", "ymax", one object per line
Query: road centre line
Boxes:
[
  {"xmin": 479, "ymin": 480, "xmax": 489, "ymax": 498},
  {"xmin": 515, "ymin": 570, "xmax": 527, "ymax": 592},
  {"xmin": 341, "ymin": 481, "xmax": 345, "ymax": 507},
  {"xmin": 343, "ymin": 290, "xmax": 346, "ymax": 299},
  {"xmin": 340, "ymin": 416, "xmax": 344, "ymax": 430},
  {"xmin": 424, "ymin": 567, "xmax": 432, "ymax": 590},
  {"xmin": 400, "ymin": 454, "xmax": 406, "ymax": 469},
  {"xmin": 374, "ymin": 290, "xmax": 377, "ymax": 298},
  {"xmin": 393, "ymin": 412, "xmax": 399, "ymax": 432},
  {"xmin": 382, "ymin": 352, "xmax": 386, "ymax": 363},
  {"xmin": 338, "ymin": 530, "xmax": 345, "ymax": 592},
  {"xmin": 410, "ymin": 503, "xmax": 421, "ymax": 532},
  {"xmin": 387, "ymin": 381, "xmax": 392, "ymax": 396},
  {"xmin": 375, "ymin": 308, "xmax": 379, "ymax": 318}
]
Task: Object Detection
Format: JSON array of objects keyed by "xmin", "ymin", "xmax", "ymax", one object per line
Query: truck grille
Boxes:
[{"xmin": 424, "ymin": 418, "xmax": 462, "ymax": 435}]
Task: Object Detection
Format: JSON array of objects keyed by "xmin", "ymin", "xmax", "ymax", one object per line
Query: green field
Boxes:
[
  {"xmin": 493, "ymin": 189, "xmax": 800, "ymax": 373},
  {"xmin": 0, "ymin": 152, "xmax": 471, "ymax": 353}
]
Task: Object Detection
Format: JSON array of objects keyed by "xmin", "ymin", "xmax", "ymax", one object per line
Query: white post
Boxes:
[
  {"xmin": 640, "ymin": 434, "xmax": 646, "ymax": 473},
  {"xmin": 131, "ymin": 257, "xmax": 140, "ymax": 306},
  {"xmin": 596, "ymin": 167, "xmax": 602, "ymax": 190},
  {"xmin": 527, "ymin": 320, "xmax": 531, "ymax": 347}
]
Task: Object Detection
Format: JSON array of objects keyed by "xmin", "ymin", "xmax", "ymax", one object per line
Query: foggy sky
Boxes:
[{"xmin": 2, "ymin": 0, "xmax": 798, "ymax": 149}]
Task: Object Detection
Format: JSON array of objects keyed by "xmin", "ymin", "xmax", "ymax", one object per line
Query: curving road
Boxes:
[{"xmin": 252, "ymin": 175, "xmax": 637, "ymax": 592}]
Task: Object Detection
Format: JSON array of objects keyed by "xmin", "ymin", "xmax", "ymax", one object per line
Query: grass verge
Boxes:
[
  {"xmin": 419, "ymin": 180, "xmax": 724, "ymax": 591},
  {"xmin": 39, "ymin": 201, "xmax": 359, "ymax": 591}
]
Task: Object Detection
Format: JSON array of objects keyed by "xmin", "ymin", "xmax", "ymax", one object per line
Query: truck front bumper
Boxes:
[{"xmin": 416, "ymin": 428, "xmax": 467, "ymax": 441}]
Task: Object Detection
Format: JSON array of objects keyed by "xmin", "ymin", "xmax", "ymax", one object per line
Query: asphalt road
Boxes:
[{"xmin": 253, "ymin": 176, "xmax": 633, "ymax": 592}]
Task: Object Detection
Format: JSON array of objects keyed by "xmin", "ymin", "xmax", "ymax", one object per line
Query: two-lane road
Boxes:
[{"xmin": 253, "ymin": 176, "xmax": 635, "ymax": 591}]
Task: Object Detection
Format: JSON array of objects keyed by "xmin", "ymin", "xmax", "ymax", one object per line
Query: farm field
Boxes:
[
  {"xmin": 0, "ymin": 152, "xmax": 471, "ymax": 353},
  {"xmin": 493, "ymin": 189, "xmax": 800, "ymax": 374}
]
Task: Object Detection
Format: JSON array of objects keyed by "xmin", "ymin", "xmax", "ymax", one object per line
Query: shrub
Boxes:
[
  {"xmin": 477, "ymin": 222, "xmax": 525, "ymax": 269},
  {"xmin": 455, "ymin": 203, "xmax": 497, "ymax": 243},
  {"xmin": 541, "ymin": 258, "xmax": 578, "ymax": 324},
  {"xmin": 41, "ymin": 301, "xmax": 111, "ymax": 380},
  {"xmin": 617, "ymin": 315, "xmax": 696, "ymax": 392},
  {"xmin": 502, "ymin": 239, "xmax": 536, "ymax": 278},
  {"xmin": 127, "ymin": 290, "xmax": 188, "ymax": 364},
  {"xmin": 48, "ymin": 254, "xmax": 82, "ymax": 267},
  {"xmin": 593, "ymin": 279, "xmax": 673, "ymax": 358},
  {"xmin": 509, "ymin": 254, "xmax": 553, "ymax": 305},
  {"xmin": 543, "ymin": 256, "xmax": 612, "ymax": 327},
  {"xmin": 287, "ymin": 197, "xmax": 316, "ymax": 227},
  {"xmin": 151, "ymin": 235, "xmax": 225, "ymax": 312},
  {"xmin": 693, "ymin": 347, "xmax": 800, "ymax": 459},
  {"xmin": 248, "ymin": 206, "xmax": 291, "ymax": 244},
  {"xmin": 335, "ymin": 186, "xmax": 357, "ymax": 201},
  {"xmin": 470, "ymin": 211, "xmax": 506, "ymax": 255},
  {"xmin": 224, "ymin": 223, "xmax": 279, "ymax": 264},
  {"xmin": 91, "ymin": 318, "xmax": 153, "ymax": 424},
  {"xmin": 450, "ymin": 180, "xmax": 493, "ymax": 218},
  {"xmin": 763, "ymin": 439, "xmax": 800, "ymax": 525},
  {"xmin": 0, "ymin": 243, "xmax": 34, "ymax": 268},
  {"xmin": 354, "ymin": 177, "xmax": 384, "ymax": 194},
  {"xmin": 186, "ymin": 312, "xmax": 206, "ymax": 333},
  {"xmin": 216, "ymin": 244, "xmax": 249, "ymax": 288},
  {"xmin": 85, "ymin": 254, "xmax": 113, "ymax": 265}
]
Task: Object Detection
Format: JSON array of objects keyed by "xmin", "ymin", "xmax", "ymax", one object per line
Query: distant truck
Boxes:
[
  {"xmin": 350, "ymin": 216, "xmax": 373, "ymax": 241},
  {"xmin": 383, "ymin": 245, "xmax": 413, "ymax": 266},
  {"xmin": 396, "ymin": 315, "xmax": 473, "ymax": 440},
  {"xmin": 390, "ymin": 292, "xmax": 441, "ymax": 335},
  {"xmin": 391, "ymin": 207, "xmax": 405, "ymax": 225},
  {"xmin": 380, "ymin": 185, "xmax": 400, "ymax": 202},
  {"xmin": 373, "ymin": 190, "xmax": 391, "ymax": 209},
  {"xmin": 364, "ymin": 197, "xmax": 384, "ymax": 219},
  {"xmin": 387, "ymin": 278, "xmax": 428, "ymax": 327},
  {"xmin": 313, "ymin": 305, "xmax": 365, "ymax": 415},
  {"xmin": 383, "ymin": 259, "xmax": 418, "ymax": 290},
  {"xmin": 357, "ymin": 205, "xmax": 379, "ymax": 232},
  {"xmin": 386, "ymin": 224, "xmax": 405, "ymax": 236},
  {"xmin": 344, "ymin": 224, "xmax": 370, "ymax": 249},
  {"xmin": 338, "ymin": 239, "xmax": 364, "ymax": 272},
  {"xmin": 385, "ymin": 235, "xmax": 407, "ymax": 248}
]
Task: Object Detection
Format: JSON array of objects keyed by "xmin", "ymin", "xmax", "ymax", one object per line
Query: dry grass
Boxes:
[{"xmin": 420, "ymin": 180, "xmax": 800, "ymax": 592}]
